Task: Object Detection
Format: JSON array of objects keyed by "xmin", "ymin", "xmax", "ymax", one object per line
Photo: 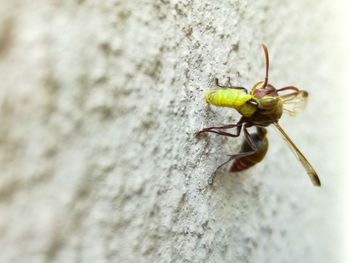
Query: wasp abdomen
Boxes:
[
  {"xmin": 230, "ymin": 128, "xmax": 269, "ymax": 172},
  {"xmin": 230, "ymin": 157, "xmax": 256, "ymax": 172}
]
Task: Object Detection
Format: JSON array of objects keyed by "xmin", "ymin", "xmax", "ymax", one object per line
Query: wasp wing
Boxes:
[
  {"xmin": 273, "ymin": 122, "xmax": 321, "ymax": 187},
  {"xmin": 281, "ymin": 90, "xmax": 308, "ymax": 116}
]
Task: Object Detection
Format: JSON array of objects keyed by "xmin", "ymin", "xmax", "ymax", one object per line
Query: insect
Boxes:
[
  {"xmin": 207, "ymin": 126, "xmax": 269, "ymax": 184},
  {"xmin": 196, "ymin": 44, "xmax": 321, "ymax": 187}
]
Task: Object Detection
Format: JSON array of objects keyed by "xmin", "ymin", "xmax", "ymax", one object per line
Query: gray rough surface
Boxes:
[{"xmin": 0, "ymin": 0, "xmax": 349, "ymax": 262}]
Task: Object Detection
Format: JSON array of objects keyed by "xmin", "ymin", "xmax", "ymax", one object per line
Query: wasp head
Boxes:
[{"xmin": 250, "ymin": 81, "xmax": 280, "ymax": 110}]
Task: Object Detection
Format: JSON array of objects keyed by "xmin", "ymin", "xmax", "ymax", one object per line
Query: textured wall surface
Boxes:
[{"xmin": 0, "ymin": 0, "xmax": 349, "ymax": 262}]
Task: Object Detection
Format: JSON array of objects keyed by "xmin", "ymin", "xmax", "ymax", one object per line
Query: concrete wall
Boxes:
[{"xmin": 0, "ymin": 0, "xmax": 349, "ymax": 262}]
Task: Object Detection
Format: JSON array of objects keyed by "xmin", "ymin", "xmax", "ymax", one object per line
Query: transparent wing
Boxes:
[
  {"xmin": 273, "ymin": 122, "xmax": 321, "ymax": 187},
  {"xmin": 281, "ymin": 90, "xmax": 308, "ymax": 116}
]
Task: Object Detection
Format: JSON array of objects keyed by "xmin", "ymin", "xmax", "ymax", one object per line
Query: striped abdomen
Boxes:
[
  {"xmin": 230, "ymin": 128, "xmax": 268, "ymax": 172},
  {"xmin": 205, "ymin": 89, "xmax": 256, "ymax": 117}
]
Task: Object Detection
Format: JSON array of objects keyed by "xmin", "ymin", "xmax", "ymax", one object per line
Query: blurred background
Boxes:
[{"xmin": 0, "ymin": 0, "xmax": 349, "ymax": 262}]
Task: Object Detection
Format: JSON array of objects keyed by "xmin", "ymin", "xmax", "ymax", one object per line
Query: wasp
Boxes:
[{"xmin": 196, "ymin": 44, "xmax": 321, "ymax": 187}]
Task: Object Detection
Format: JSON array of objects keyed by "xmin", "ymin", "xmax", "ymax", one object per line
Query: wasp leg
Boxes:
[
  {"xmin": 195, "ymin": 122, "xmax": 243, "ymax": 138},
  {"xmin": 215, "ymin": 78, "xmax": 248, "ymax": 93},
  {"xmin": 243, "ymin": 124, "xmax": 258, "ymax": 151},
  {"xmin": 200, "ymin": 127, "xmax": 242, "ymax": 138},
  {"xmin": 196, "ymin": 117, "xmax": 244, "ymax": 137},
  {"xmin": 208, "ymin": 150, "xmax": 256, "ymax": 185},
  {"xmin": 208, "ymin": 124, "xmax": 258, "ymax": 185}
]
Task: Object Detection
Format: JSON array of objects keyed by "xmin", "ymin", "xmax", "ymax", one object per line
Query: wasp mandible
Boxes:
[{"xmin": 196, "ymin": 44, "xmax": 321, "ymax": 187}]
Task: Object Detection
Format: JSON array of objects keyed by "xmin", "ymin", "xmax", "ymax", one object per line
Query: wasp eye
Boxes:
[
  {"xmin": 259, "ymin": 97, "xmax": 277, "ymax": 109},
  {"xmin": 263, "ymin": 98, "xmax": 274, "ymax": 104}
]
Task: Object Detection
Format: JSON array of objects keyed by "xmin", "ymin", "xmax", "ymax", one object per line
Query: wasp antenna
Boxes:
[
  {"xmin": 261, "ymin": 44, "xmax": 269, "ymax": 89},
  {"xmin": 277, "ymin": 86, "xmax": 300, "ymax": 93}
]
